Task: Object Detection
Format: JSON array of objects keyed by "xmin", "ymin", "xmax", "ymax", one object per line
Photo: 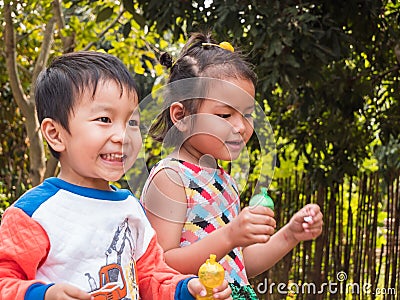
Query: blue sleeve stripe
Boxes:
[
  {"xmin": 14, "ymin": 177, "xmax": 134, "ymax": 217},
  {"xmin": 174, "ymin": 277, "xmax": 197, "ymax": 300},
  {"xmin": 24, "ymin": 282, "xmax": 54, "ymax": 300},
  {"xmin": 46, "ymin": 177, "xmax": 132, "ymax": 200},
  {"xmin": 14, "ymin": 179, "xmax": 59, "ymax": 217}
]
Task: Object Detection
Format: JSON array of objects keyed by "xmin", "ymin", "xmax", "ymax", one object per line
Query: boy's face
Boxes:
[{"xmin": 57, "ymin": 80, "xmax": 141, "ymax": 190}]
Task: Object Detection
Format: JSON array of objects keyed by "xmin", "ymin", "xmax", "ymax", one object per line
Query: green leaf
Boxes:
[
  {"xmin": 122, "ymin": 0, "xmax": 135, "ymax": 14},
  {"xmin": 96, "ymin": 7, "xmax": 113, "ymax": 23},
  {"xmin": 131, "ymin": 11, "xmax": 146, "ymax": 28},
  {"xmin": 123, "ymin": 22, "xmax": 132, "ymax": 38}
]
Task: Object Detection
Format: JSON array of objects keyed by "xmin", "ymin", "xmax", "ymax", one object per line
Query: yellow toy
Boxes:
[{"xmin": 196, "ymin": 254, "xmax": 225, "ymax": 299}]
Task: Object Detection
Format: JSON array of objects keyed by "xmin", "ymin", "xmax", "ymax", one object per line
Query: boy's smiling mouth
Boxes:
[{"xmin": 100, "ymin": 153, "xmax": 126, "ymax": 162}]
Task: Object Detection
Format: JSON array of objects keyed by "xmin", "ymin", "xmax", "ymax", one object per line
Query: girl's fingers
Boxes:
[{"xmin": 212, "ymin": 281, "xmax": 232, "ymax": 299}]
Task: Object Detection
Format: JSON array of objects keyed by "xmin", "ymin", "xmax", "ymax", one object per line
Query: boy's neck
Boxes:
[{"xmin": 57, "ymin": 172, "xmax": 113, "ymax": 191}]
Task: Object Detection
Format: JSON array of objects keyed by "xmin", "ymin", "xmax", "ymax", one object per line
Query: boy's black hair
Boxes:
[
  {"xmin": 35, "ymin": 51, "xmax": 138, "ymax": 159},
  {"xmin": 150, "ymin": 32, "xmax": 257, "ymax": 146}
]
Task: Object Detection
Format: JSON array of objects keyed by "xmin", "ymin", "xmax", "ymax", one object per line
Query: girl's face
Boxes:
[
  {"xmin": 180, "ymin": 78, "xmax": 255, "ymax": 164},
  {"xmin": 57, "ymin": 80, "xmax": 141, "ymax": 190}
]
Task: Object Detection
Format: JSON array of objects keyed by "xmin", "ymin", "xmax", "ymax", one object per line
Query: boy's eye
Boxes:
[
  {"xmin": 244, "ymin": 113, "xmax": 253, "ymax": 119},
  {"xmin": 97, "ymin": 117, "xmax": 111, "ymax": 123},
  {"xmin": 128, "ymin": 119, "xmax": 139, "ymax": 127}
]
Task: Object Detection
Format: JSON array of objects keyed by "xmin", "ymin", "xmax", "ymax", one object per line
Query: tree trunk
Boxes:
[{"xmin": 4, "ymin": 0, "xmax": 57, "ymax": 185}]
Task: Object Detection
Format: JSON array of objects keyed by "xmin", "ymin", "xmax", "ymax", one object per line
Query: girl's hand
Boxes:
[
  {"xmin": 45, "ymin": 283, "xmax": 93, "ymax": 300},
  {"xmin": 286, "ymin": 203, "xmax": 323, "ymax": 242},
  {"xmin": 226, "ymin": 206, "xmax": 276, "ymax": 248},
  {"xmin": 188, "ymin": 278, "xmax": 232, "ymax": 299}
]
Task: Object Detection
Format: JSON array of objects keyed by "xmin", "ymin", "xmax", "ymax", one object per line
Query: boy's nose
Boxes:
[
  {"xmin": 111, "ymin": 133, "xmax": 124, "ymax": 143},
  {"xmin": 110, "ymin": 124, "xmax": 125, "ymax": 143}
]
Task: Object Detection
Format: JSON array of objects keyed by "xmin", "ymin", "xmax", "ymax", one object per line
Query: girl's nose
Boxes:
[{"xmin": 232, "ymin": 115, "xmax": 247, "ymax": 134}]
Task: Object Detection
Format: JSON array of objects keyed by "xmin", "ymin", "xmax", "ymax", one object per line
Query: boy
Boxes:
[{"xmin": 0, "ymin": 51, "xmax": 231, "ymax": 300}]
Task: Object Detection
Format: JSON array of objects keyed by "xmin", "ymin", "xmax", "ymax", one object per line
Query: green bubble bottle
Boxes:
[
  {"xmin": 196, "ymin": 254, "xmax": 225, "ymax": 300},
  {"xmin": 249, "ymin": 187, "xmax": 274, "ymax": 210}
]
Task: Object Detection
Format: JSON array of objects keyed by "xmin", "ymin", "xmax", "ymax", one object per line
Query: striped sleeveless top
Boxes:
[{"xmin": 142, "ymin": 158, "xmax": 250, "ymax": 286}]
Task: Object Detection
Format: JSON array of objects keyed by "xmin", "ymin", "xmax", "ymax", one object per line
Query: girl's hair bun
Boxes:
[{"xmin": 159, "ymin": 52, "xmax": 173, "ymax": 69}]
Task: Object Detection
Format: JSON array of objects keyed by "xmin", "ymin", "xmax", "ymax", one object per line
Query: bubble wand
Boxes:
[{"xmin": 249, "ymin": 187, "xmax": 274, "ymax": 210}]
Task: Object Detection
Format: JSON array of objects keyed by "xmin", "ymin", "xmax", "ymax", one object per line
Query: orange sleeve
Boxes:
[
  {"xmin": 136, "ymin": 235, "xmax": 196, "ymax": 299},
  {"xmin": 0, "ymin": 207, "xmax": 50, "ymax": 300}
]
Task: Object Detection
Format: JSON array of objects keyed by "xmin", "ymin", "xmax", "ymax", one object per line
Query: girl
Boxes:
[{"xmin": 141, "ymin": 32, "xmax": 323, "ymax": 299}]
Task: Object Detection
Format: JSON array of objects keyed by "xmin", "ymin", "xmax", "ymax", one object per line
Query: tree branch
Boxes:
[
  {"xmin": 44, "ymin": 156, "xmax": 60, "ymax": 179},
  {"xmin": 4, "ymin": 0, "xmax": 30, "ymax": 116},
  {"xmin": 371, "ymin": 64, "xmax": 400, "ymax": 84},
  {"xmin": 52, "ymin": 0, "xmax": 75, "ymax": 53},
  {"xmin": 83, "ymin": 8, "xmax": 124, "ymax": 51},
  {"xmin": 30, "ymin": 17, "xmax": 56, "ymax": 103}
]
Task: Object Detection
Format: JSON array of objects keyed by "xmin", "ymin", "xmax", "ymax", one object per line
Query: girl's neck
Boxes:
[{"xmin": 170, "ymin": 146, "xmax": 218, "ymax": 169}]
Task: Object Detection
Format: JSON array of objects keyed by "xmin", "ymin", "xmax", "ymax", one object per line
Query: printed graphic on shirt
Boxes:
[{"xmin": 86, "ymin": 218, "xmax": 139, "ymax": 300}]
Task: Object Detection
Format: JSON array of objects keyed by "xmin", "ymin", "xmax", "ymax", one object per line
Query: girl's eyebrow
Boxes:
[
  {"xmin": 213, "ymin": 102, "xmax": 255, "ymax": 110},
  {"xmin": 245, "ymin": 104, "xmax": 255, "ymax": 111}
]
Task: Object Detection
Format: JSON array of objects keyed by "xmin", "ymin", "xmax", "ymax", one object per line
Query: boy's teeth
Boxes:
[{"xmin": 102, "ymin": 154, "xmax": 124, "ymax": 161}]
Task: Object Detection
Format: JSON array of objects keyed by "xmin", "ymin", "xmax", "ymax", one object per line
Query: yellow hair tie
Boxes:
[
  {"xmin": 201, "ymin": 42, "xmax": 235, "ymax": 53},
  {"xmin": 219, "ymin": 41, "xmax": 235, "ymax": 52}
]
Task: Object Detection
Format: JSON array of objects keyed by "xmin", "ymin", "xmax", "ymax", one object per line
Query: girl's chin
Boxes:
[
  {"xmin": 216, "ymin": 154, "xmax": 240, "ymax": 162},
  {"xmin": 221, "ymin": 150, "xmax": 242, "ymax": 161}
]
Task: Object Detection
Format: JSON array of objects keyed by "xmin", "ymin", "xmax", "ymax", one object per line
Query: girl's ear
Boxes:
[
  {"xmin": 170, "ymin": 102, "xmax": 188, "ymax": 132},
  {"xmin": 41, "ymin": 118, "xmax": 66, "ymax": 153}
]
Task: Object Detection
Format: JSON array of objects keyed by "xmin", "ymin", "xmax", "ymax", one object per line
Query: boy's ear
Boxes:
[
  {"xmin": 40, "ymin": 118, "xmax": 66, "ymax": 153},
  {"xmin": 170, "ymin": 102, "xmax": 188, "ymax": 132}
]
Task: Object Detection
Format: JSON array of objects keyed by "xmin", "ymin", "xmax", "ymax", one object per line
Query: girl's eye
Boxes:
[
  {"xmin": 128, "ymin": 119, "xmax": 139, "ymax": 127},
  {"xmin": 217, "ymin": 114, "xmax": 231, "ymax": 119},
  {"xmin": 244, "ymin": 113, "xmax": 253, "ymax": 119},
  {"xmin": 97, "ymin": 117, "xmax": 111, "ymax": 123}
]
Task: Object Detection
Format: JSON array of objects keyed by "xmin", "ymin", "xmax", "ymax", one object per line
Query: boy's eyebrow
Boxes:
[
  {"xmin": 91, "ymin": 103, "xmax": 114, "ymax": 112},
  {"xmin": 91, "ymin": 103, "xmax": 138, "ymax": 114}
]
